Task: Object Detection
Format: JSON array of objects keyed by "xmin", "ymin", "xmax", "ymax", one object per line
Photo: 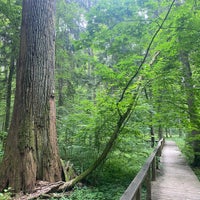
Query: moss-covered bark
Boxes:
[{"xmin": 0, "ymin": 0, "xmax": 63, "ymax": 193}]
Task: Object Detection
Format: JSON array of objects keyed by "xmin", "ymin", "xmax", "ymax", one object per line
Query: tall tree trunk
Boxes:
[
  {"xmin": 180, "ymin": 51, "xmax": 200, "ymax": 167},
  {"xmin": 150, "ymin": 125, "xmax": 155, "ymax": 147},
  {"xmin": 0, "ymin": 0, "xmax": 63, "ymax": 193},
  {"xmin": 158, "ymin": 124, "xmax": 163, "ymax": 140}
]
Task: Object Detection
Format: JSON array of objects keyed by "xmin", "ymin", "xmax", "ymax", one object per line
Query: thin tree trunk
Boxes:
[
  {"xmin": 4, "ymin": 56, "xmax": 15, "ymax": 132},
  {"xmin": 180, "ymin": 51, "xmax": 200, "ymax": 167},
  {"xmin": 144, "ymin": 88, "xmax": 155, "ymax": 147},
  {"xmin": 158, "ymin": 124, "xmax": 163, "ymax": 140}
]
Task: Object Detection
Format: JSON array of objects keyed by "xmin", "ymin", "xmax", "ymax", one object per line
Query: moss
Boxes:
[{"xmin": 18, "ymin": 117, "xmax": 35, "ymax": 153}]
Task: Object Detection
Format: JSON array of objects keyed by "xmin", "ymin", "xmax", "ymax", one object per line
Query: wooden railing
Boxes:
[{"xmin": 120, "ymin": 138, "xmax": 165, "ymax": 200}]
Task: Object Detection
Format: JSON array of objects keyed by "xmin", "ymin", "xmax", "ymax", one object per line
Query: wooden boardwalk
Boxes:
[{"xmin": 151, "ymin": 141, "xmax": 200, "ymax": 200}]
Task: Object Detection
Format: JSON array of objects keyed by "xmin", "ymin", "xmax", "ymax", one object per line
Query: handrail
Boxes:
[{"xmin": 120, "ymin": 138, "xmax": 165, "ymax": 200}]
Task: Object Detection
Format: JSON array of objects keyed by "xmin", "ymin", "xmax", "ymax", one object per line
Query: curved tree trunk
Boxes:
[{"xmin": 0, "ymin": 0, "xmax": 63, "ymax": 193}]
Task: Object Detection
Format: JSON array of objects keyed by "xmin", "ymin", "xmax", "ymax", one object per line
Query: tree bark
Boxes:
[{"xmin": 0, "ymin": 0, "xmax": 63, "ymax": 193}]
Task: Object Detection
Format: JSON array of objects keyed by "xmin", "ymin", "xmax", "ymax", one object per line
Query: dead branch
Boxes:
[{"xmin": 14, "ymin": 181, "xmax": 65, "ymax": 200}]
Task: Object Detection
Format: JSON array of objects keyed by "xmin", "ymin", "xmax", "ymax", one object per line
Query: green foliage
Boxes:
[
  {"xmin": 56, "ymin": 0, "xmax": 200, "ymax": 192},
  {"xmin": 54, "ymin": 136, "xmax": 151, "ymax": 200},
  {"xmin": 65, "ymin": 184, "xmax": 125, "ymax": 200},
  {"xmin": 48, "ymin": 135, "xmax": 151, "ymax": 200},
  {"xmin": 66, "ymin": 186, "xmax": 112, "ymax": 200},
  {"xmin": 0, "ymin": 188, "xmax": 12, "ymax": 200},
  {"xmin": 0, "ymin": 0, "xmax": 200, "ymax": 196},
  {"xmin": 0, "ymin": 0, "xmax": 21, "ymax": 133}
]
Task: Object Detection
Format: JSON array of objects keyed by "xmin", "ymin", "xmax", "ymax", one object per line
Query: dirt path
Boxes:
[{"xmin": 151, "ymin": 140, "xmax": 200, "ymax": 200}]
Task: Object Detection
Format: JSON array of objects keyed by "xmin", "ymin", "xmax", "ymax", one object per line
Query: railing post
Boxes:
[
  {"xmin": 158, "ymin": 138, "xmax": 164, "ymax": 157},
  {"xmin": 145, "ymin": 169, "xmax": 151, "ymax": 200},
  {"xmin": 152, "ymin": 157, "xmax": 156, "ymax": 181},
  {"xmin": 135, "ymin": 186, "xmax": 141, "ymax": 200}
]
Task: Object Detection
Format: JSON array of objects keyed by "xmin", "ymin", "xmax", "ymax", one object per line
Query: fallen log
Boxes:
[{"xmin": 14, "ymin": 181, "xmax": 65, "ymax": 200}]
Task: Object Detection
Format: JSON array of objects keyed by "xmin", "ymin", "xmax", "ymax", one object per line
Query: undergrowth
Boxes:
[
  {"xmin": 64, "ymin": 184, "xmax": 125, "ymax": 200},
  {"xmin": 61, "ymin": 160, "xmax": 138, "ymax": 200},
  {"xmin": 55, "ymin": 141, "xmax": 151, "ymax": 200},
  {"xmin": 0, "ymin": 188, "xmax": 12, "ymax": 200},
  {"xmin": 0, "ymin": 135, "xmax": 152, "ymax": 200}
]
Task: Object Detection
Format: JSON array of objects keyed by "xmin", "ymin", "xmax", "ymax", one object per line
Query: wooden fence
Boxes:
[{"xmin": 120, "ymin": 138, "xmax": 165, "ymax": 200}]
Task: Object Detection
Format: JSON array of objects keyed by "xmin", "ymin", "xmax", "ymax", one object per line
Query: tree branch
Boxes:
[{"xmin": 118, "ymin": 0, "xmax": 176, "ymax": 103}]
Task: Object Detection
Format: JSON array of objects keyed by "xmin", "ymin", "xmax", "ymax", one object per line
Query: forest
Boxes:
[{"xmin": 0, "ymin": 0, "xmax": 200, "ymax": 199}]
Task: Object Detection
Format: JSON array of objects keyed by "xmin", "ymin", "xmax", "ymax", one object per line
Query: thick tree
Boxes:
[{"xmin": 0, "ymin": 0, "xmax": 63, "ymax": 192}]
